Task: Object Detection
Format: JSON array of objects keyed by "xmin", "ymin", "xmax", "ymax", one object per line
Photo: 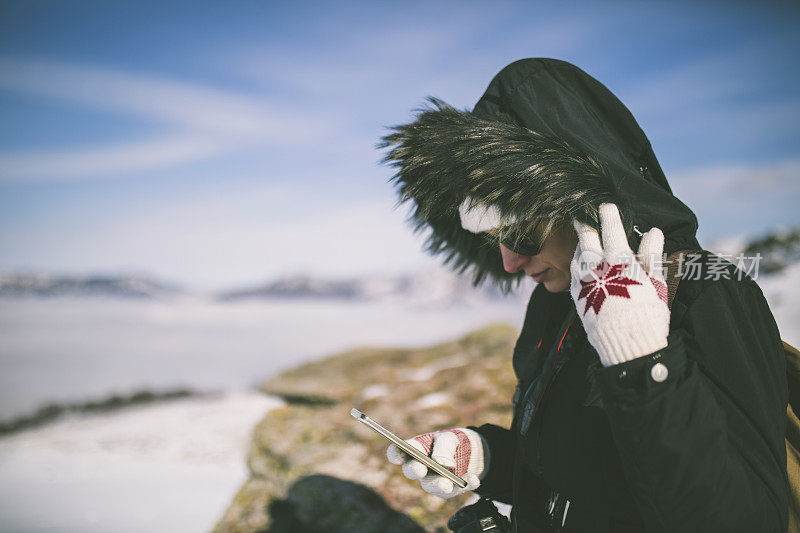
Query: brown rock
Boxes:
[{"xmin": 213, "ymin": 323, "xmax": 518, "ymax": 533}]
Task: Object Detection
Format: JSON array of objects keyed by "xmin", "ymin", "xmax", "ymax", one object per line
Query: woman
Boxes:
[{"xmin": 380, "ymin": 59, "xmax": 789, "ymax": 532}]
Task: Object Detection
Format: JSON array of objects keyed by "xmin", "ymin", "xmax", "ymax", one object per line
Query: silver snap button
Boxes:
[{"xmin": 650, "ymin": 362, "xmax": 668, "ymax": 383}]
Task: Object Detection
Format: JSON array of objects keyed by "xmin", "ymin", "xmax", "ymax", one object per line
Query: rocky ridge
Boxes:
[
  {"xmin": 0, "ymin": 273, "xmax": 179, "ymax": 298},
  {"xmin": 213, "ymin": 324, "xmax": 518, "ymax": 533},
  {"xmin": 216, "ymin": 267, "xmax": 524, "ymax": 307}
]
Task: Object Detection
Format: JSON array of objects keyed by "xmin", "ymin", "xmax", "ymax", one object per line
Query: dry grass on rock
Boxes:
[{"xmin": 214, "ymin": 323, "xmax": 518, "ymax": 533}]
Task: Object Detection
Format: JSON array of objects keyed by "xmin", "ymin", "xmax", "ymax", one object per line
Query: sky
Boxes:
[{"xmin": 0, "ymin": 1, "xmax": 798, "ymax": 290}]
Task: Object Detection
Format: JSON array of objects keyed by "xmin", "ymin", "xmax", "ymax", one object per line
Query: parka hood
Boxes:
[{"xmin": 380, "ymin": 58, "xmax": 700, "ymax": 290}]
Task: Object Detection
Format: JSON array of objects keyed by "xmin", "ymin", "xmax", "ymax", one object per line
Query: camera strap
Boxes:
[{"xmin": 510, "ymin": 310, "xmax": 576, "ymax": 532}]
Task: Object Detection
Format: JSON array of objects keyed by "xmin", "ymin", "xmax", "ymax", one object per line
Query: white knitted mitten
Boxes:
[
  {"xmin": 570, "ymin": 203, "xmax": 669, "ymax": 367},
  {"xmin": 386, "ymin": 428, "xmax": 485, "ymax": 499}
]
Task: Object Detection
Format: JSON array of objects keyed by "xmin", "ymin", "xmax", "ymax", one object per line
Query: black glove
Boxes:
[{"xmin": 447, "ymin": 497, "xmax": 511, "ymax": 532}]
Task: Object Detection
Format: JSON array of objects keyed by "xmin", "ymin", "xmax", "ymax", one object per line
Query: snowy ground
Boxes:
[
  {"xmin": 0, "ymin": 392, "xmax": 281, "ymax": 533},
  {"xmin": 0, "ymin": 295, "xmax": 528, "ymax": 532},
  {"xmin": 0, "ymin": 296, "xmax": 528, "ymax": 421}
]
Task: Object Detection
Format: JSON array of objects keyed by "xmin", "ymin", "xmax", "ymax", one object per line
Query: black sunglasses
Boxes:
[
  {"xmin": 496, "ymin": 227, "xmax": 543, "ymax": 257},
  {"xmin": 489, "ymin": 220, "xmax": 542, "ymax": 257}
]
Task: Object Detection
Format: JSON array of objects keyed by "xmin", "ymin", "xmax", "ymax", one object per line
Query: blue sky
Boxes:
[{"xmin": 0, "ymin": 1, "xmax": 798, "ymax": 289}]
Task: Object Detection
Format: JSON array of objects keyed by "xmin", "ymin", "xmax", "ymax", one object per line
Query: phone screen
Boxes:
[{"xmin": 350, "ymin": 408, "xmax": 467, "ymax": 488}]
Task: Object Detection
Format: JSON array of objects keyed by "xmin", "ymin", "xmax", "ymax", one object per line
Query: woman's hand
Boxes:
[
  {"xmin": 386, "ymin": 427, "xmax": 486, "ymax": 499},
  {"xmin": 570, "ymin": 203, "xmax": 670, "ymax": 367}
]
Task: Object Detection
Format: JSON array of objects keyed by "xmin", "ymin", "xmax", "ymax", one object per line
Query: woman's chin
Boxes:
[{"xmin": 542, "ymin": 277, "xmax": 569, "ymax": 293}]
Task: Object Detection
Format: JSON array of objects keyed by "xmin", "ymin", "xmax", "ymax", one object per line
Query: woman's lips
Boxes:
[{"xmin": 530, "ymin": 268, "xmax": 549, "ymax": 283}]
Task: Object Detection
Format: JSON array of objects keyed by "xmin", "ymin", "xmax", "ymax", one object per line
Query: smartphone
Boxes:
[{"xmin": 350, "ymin": 408, "xmax": 467, "ymax": 488}]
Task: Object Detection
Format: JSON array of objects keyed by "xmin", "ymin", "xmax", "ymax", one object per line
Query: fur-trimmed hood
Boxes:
[{"xmin": 379, "ymin": 58, "xmax": 700, "ymax": 290}]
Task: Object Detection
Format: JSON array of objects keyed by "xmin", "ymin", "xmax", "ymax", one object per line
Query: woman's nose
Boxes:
[{"xmin": 499, "ymin": 242, "xmax": 529, "ymax": 273}]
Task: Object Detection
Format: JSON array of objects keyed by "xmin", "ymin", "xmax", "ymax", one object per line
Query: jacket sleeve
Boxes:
[
  {"xmin": 470, "ymin": 423, "xmax": 517, "ymax": 504},
  {"xmin": 595, "ymin": 277, "xmax": 789, "ymax": 533}
]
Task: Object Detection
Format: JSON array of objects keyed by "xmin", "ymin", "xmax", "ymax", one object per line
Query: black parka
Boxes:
[
  {"xmin": 381, "ymin": 58, "xmax": 789, "ymax": 532},
  {"xmin": 473, "ymin": 251, "xmax": 788, "ymax": 532},
  {"xmin": 469, "ymin": 60, "xmax": 790, "ymax": 532}
]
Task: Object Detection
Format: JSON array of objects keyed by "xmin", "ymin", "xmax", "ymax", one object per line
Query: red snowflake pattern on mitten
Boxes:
[
  {"xmin": 650, "ymin": 275, "xmax": 668, "ymax": 304},
  {"xmin": 577, "ymin": 262, "xmax": 642, "ymax": 316},
  {"xmin": 570, "ymin": 204, "xmax": 671, "ymax": 367}
]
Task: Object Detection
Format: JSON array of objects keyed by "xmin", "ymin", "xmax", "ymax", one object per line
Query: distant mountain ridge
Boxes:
[
  {"xmin": 742, "ymin": 227, "xmax": 800, "ymax": 275},
  {"xmin": 3, "ymin": 226, "xmax": 797, "ymax": 301},
  {"xmin": 0, "ymin": 269, "xmax": 521, "ymax": 305},
  {"xmin": 216, "ymin": 268, "xmax": 525, "ymax": 306},
  {"xmin": 706, "ymin": 227, "xmax": 800, "ymax": 275},
  {"xmin": 0, "ymin": 273, "xmax": 179, "ymax": 299}
]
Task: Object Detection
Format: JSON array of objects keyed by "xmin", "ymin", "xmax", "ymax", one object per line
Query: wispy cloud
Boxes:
[
  {"xmin": 233, "ymin": 26, "xmax": 470, "ymax": 100},
  {"xmin": 667, "ymin": 158, "xmax": 800, "ymax": 243},
  {"xmin": 231, "ymin": 7, "xmax": 593, "ymax": 106},
  {"xmin": 669, "ymin": 157, "xmax": 800, "ymax": 195},
  {"xmin": 0, "ymin": 58, "xmax": 345, "ymax": 181},
  {"xmin": 64, "ymin": 197, "xmax": 429, "ymax": 288},
  {"xmin": 0, "ymin": 58, "xmax": 335, "ymax": 137},
  {"xmin": 0, "ymin": 135, "xmax": 225, "ymax": 182}
]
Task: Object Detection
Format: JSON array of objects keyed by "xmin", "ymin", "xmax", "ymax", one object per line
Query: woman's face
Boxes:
[{"xmin": 498, "ymin": 221, "xmax": 578, "ymax": 293}]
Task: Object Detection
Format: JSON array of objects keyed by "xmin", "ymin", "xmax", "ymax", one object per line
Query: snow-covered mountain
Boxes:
[
  {"xmin": 704, "ymin": 227, "xmax": 800, "ymax": 345},
  {"xmin": 216, "ymin": 267, "xmax": 532, "ymax": 307},
  {"xmin": 218, "ymin": 226, "xmax": 800, "ymax": 305},
  {"xmin": 0, "ymin": 273, "xmax": 180, "ymax": 299},
  {"xmin": 741, "ymin": 228, "xmax": 800, "ymax": 275},
  {"xmin": 706, "ymin": 227, "xmax": 800, "ymax": 275},
  {"xmin": 3, "ymin": 226, "xmax": 797, "ymax": 304}
]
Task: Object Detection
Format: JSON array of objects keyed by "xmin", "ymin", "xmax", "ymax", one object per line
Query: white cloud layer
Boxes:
[
  {"xmin": 0, "ymin": 180, "xmax": 434, "ymax": 289},
  {"xmin": 669, "ymin": 157, "xmax": 800, "ymax": 194},
  {"xmin": 0, "ymin": 58, "xmax": 345, "ymax": 181}
]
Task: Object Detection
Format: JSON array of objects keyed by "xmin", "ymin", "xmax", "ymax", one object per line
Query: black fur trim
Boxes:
[{"xmin": 378, "ymin": 98, "xmax": 631, "ymax": 291}]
